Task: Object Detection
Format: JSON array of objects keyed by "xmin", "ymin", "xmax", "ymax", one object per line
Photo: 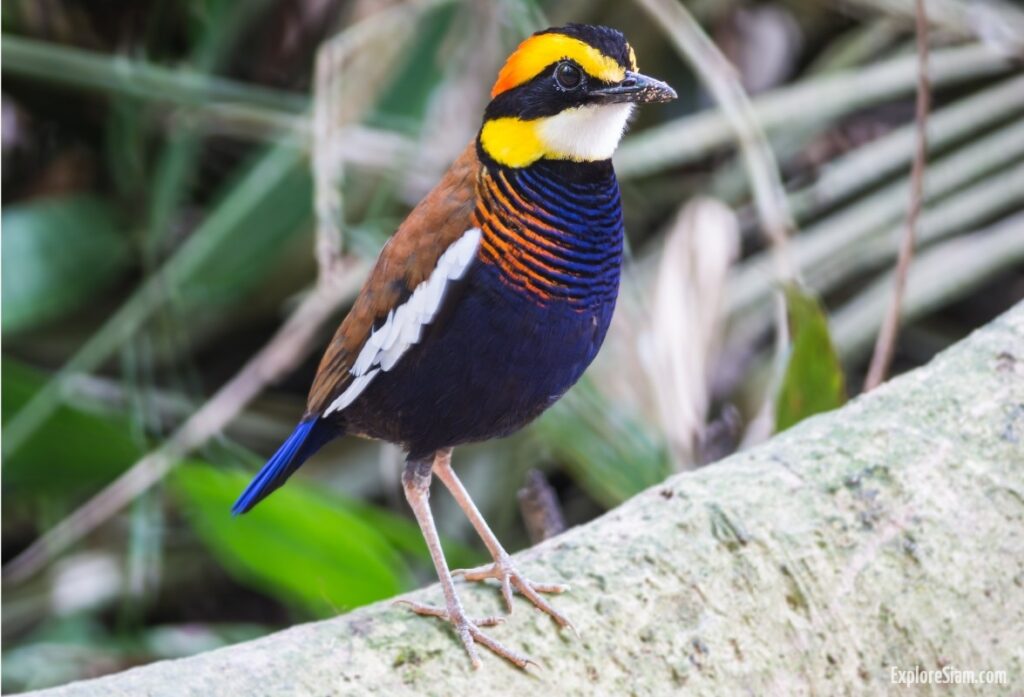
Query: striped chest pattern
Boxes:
[
  {"xmin": 329, "ymin": 158, "xmax": 626, "ymax": 455},
  {"xmin": 472, "ymin": 159, "xmax": 624, "ymax": 309}
]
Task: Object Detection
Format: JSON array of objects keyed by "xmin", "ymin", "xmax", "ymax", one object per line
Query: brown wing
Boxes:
[{"xmin": 305, "ymin": 142, "xmax": 480, "ymax": 416}]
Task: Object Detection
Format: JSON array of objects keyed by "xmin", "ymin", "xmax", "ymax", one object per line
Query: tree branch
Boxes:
[{"xmin": 23, "ymin": 302, "xmax": 1024, "ymax": 696}]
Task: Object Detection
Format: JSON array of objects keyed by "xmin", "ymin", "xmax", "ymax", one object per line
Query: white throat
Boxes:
[{"xmin": 537, "ymin": 103, "xmax": 635, "ymax": 162}]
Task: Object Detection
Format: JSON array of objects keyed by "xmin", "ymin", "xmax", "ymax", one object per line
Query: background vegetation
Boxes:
[{"xmin": 2, "ymin": 0, "xmax": 1021, "ymax": 692}]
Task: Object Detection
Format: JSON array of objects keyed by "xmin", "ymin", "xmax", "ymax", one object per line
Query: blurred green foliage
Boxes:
[
  {"xmin": 3, "ymin": 359, "xmax": 141, "ymax": 505},
  {"xmin": 2, "ymin": 197, "xmax": 130, "ymax": 334},
  {"xmin": 174, "ymin": 464, "xmax": 423, "ymax": 616},
  {"xmin": 5, "ymin": 358, "xmax": 461, "ymax": 618},
  {"xmin": 169, "ymin": 144, "xmax": 312, "ymax": 310}
]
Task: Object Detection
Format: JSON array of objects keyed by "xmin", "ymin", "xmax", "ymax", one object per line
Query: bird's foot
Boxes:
[
  {"xmin": 394, "ymin": 599, "xmax": 535, "ymax": 670},
  {"xmin": 453, "ymin": 554, "xmax": 575, "ymax": 633}
]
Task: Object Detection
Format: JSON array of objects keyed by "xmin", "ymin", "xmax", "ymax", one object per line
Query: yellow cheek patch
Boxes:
[
  {"xmin": 479, "ymin": 118, "xmax": 545, "ymax": 168},
  {"xmin": 491, "ymin": 33, "xmax": 626, "ymax": 97}
]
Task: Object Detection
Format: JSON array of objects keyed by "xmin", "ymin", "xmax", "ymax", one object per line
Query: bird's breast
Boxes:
[
  {"xmin": 336, "ymin": 159, "xmax": 625, "ymax": 456},
  {"xmin": 472, "ymin": 160, "xmax": 624, "ymax": 311}
]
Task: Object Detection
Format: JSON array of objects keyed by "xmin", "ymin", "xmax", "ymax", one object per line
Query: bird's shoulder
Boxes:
[{"xmin": 306, "ymin": 142, "xmax": 482, "ymax": 415}]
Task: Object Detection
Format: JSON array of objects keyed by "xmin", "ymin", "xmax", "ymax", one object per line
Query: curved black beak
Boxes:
[{"xmin": 591, "ymin": 71, "xmax": 677, "ymax": 104}]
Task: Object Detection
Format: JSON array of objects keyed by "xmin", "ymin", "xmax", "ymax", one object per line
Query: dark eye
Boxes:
[{"xmin": 554, "ymin": 62, "xmax": 583, "ymax": 90}]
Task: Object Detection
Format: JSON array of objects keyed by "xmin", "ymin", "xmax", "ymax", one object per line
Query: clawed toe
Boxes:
[
  {"xmin": 393, "ymin": 599, "xmax": 504, "ymax": 627},
  {"xmin": 452, "ymin": 556, "xmax": 575, "ymax": 632},
  {"xmin": 463, "ymin": 620, "xmax": 536, "ymax": 670},
  {"xmin": 395, "ymin": 599, "xmax": 534, "ymax": 669}
]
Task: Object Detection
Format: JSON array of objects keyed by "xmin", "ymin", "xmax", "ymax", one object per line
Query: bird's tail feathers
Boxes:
[{"xmin": 231, "ymin": 418, "xmax": 331, "ymax": 515}]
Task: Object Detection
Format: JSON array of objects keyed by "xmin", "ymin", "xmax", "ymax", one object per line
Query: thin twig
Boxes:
[
  {"xmin": 516, "ymin": 470, "xmax": 567, "ymax": 545},
  {"xmin": 864, "ymin": 0, "xmax": 931, "ymax": 391}
]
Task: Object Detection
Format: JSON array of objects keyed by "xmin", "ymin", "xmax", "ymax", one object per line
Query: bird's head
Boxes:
[{"xmin": 478, "ymin": 24, "xmax": 676, "ymax": 168}]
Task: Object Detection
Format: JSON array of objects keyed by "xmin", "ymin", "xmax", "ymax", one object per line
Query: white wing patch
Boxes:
[{"xmin": 323, "ymin": 228, "xmax": 481, "ymax": 417}]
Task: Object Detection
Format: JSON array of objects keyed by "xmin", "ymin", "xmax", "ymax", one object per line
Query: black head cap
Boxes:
[{"xmin": 536, "ymin": 24, "xmax": 636, "ymax": 72}]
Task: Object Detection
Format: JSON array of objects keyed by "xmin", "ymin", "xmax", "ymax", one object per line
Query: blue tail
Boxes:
[{"xmin": 231, "ymin": 418, "xmax": 328, "ymax": 515}]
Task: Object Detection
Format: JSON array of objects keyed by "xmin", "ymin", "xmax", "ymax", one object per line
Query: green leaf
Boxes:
[
  {"xmin": 775, "ymin": 284, "xmax": 848, "ymax": 432},
  {"xmin": 1, "ymin": 359, "xmax": 143, "ymax": 503},
  {"xmin": 171, "ymin": 463, "xmax": 417, "ymax": 616},
  {"xmin": 2, "ymin": 195, "xmax": 130, "ymax": 334}
]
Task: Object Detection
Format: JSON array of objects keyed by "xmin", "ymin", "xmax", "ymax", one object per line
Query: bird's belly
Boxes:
[{"xmin": 344, "ymin": 265, "xmax": 617, "ymax": 457}]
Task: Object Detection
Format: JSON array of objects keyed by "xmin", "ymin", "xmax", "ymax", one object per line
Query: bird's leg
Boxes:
[
  {"xmin": 398, "ymin": 454, "xmax": 534, "ymax": 670},
  {"xmin": 432, "ymin": 450, "xmax": 574, "ymax": 631}
]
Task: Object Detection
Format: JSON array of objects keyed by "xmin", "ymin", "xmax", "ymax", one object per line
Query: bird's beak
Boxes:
[{"xmin": 591, "ymin": 71, "xmax": 677, "ymax": 104}]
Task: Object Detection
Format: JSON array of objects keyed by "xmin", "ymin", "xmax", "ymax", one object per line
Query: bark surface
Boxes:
[{"xmin": 25, "ymin": 303, "xmax": 1024, "ymax": 696}]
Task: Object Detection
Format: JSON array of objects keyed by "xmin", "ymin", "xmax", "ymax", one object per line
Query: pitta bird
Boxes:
[{"xmin": 233, "ymin": 23, "xmax": 676, "ymax": 669}]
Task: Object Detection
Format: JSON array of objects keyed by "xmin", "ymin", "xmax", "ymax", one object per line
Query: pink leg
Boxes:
[
  {"xmin": 397, "ymin": 454, "xmax": 534, "ymax": 669},
  {"xmin": 432, "ymin": 449, "xmax": 575, "ymax": 632}
]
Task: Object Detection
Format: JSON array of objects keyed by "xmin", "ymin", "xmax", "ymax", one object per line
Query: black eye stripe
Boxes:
[{"xmin": 484, "ymin": 62, "xmax": 617, "ymax": 121}]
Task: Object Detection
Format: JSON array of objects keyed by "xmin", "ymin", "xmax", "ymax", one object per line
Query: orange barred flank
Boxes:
[{"xmin": 473, "ymin": 169, "xmax": 585, "ymax": 302}]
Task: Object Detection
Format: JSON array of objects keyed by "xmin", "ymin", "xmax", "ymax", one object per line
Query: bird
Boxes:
[{"xmin": 232, "ymin": 23, "xmax": 676, "ymax": 669}]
